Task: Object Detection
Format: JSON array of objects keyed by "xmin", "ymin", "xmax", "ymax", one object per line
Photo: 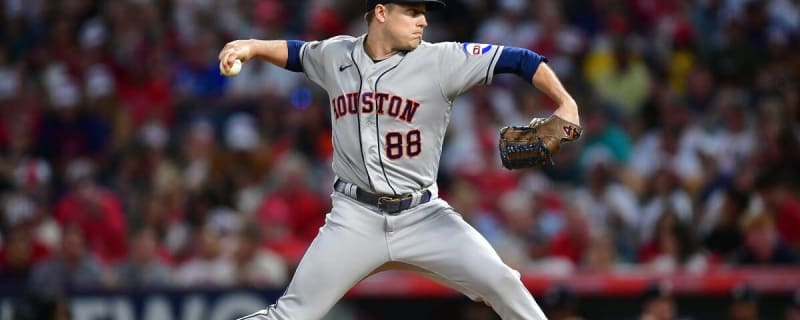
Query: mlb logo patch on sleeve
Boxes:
[{"xmin": 462, "ymin": 43, "xmax": 493, "ymax": 56}]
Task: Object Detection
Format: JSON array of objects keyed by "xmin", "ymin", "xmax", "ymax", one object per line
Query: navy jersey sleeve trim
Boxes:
[
  {"xmin": 483, "ymin": 47, "xmax": 501, "ymax": 85},
  {"xmin": 285, "ymin": 40, "xmax": 305, "ymax": 72},
  {"xmin": 494, "ymin": 46, "xmax": 548, "ymax": 81}
]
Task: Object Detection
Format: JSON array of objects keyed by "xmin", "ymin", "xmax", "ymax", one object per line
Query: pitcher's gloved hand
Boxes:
[{"xmin": 498, "ymin": 115, "xmax": 582, "ymax": 169}]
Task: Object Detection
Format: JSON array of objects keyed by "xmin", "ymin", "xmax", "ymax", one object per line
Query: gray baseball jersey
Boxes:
[
  {"xmin": 302, "ymin": 35, "xmax": 502, "ymax": 195},
  {"xmin": 237, "ymin": 35, "xmax": 548, "ymax": 320}
]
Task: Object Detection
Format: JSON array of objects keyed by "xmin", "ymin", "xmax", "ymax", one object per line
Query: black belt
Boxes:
[{"xmin": 334, "ymin": 179, "xmax": 432, "ymax": 214}]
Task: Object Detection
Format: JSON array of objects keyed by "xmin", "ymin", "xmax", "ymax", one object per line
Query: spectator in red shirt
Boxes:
[
  {"xmin": 755, "ymin": 171, "xmax": 800, "ymax": 251},
  {"xmin": 549, "ymin": 203, "xmax": 590, "ymax": 265},
  {"xmin": 54, "ymin": 160, "xmax": 128, "ymax": 264},
  {"xmin": 256, "ymin": 193, "xmax": 313, "ymax": 268},
  {"xmin": 257, "ymin": 153, "xmax": 327, "ymax": 244},
  {"xmin": 116, "ymin": 45, "xmax": 174, "ymax": 128}
]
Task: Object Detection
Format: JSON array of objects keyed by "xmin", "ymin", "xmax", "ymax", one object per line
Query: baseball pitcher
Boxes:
[{"xmin": 218, "ymin": 0, "xmax": 581, "ymax": 319}]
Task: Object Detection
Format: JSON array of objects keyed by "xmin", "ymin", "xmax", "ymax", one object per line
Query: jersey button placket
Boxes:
[{"xmin": 363, "ymin": 75, "xmax": 378, "ymax": 157}]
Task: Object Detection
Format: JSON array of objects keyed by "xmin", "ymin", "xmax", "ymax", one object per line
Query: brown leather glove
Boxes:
[{"xmin": 498, "ymin": 115, "xmax": 582, "ymax": 169}]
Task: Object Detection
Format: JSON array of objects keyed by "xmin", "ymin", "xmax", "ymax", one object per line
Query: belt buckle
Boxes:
[
  {"xmin": 378, "ymin": 194, "xmax": 415, "ymax": 214},
  {"xmin": 377, "ymin": 196, "xmax": 404, "ymax": 214},
  {"xmin": 377, "ymin": 196, "xmax": 398, "ymax": 213}
]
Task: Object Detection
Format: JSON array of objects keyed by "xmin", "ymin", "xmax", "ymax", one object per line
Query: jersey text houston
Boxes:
[{"xmin": 331, "ymin": 92, "xmax": 421, "ymax": 123}]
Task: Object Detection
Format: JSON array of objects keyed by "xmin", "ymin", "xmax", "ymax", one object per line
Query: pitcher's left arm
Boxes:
[{"xmin": 494, "ymin": 47, "xmax": 580, "ymax": 125}]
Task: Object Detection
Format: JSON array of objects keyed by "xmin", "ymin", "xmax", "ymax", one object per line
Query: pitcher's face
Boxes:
[{"xmin": 384, "ymin": 3, "xmax": 428, "ymax": 51}]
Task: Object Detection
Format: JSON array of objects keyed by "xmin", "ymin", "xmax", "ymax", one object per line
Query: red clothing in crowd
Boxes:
[
  {"xmin": 258, "ymin": 189, "xmax": 327, "ymax": 243},
  {"xmin": 0, "ymin": 239, "xmax": 51, "ymax": 268},
  {"xmin": 257, "ymin": 194, "xmax": 319, "ymax": 265},
  {"xmin": 117, "ymin": 73, "xmax": 173, "ymax": 128},
  {"xmin": 548, "ymin": 232, "xmax": 586, "ymax": 265},
  {"xmin": 54, "ymin": 186, "xmax": 128, "ymax": 264},
  {"xmin": 637, "ymin": 240, "xmax": 661, "ymax": 263},
  {"xmin": 776, "ymin": 199, "xmax": 800, "ymax": 249}
]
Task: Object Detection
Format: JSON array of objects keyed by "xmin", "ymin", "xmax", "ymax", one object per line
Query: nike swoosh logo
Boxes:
[{"xmin": 339, "ymin": 64, "xmax": 353, "ymax": 72}]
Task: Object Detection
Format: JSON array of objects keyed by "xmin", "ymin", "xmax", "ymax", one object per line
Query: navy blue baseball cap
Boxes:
[{"xmin": 365, "ymin": 0, "xmax": 446, "ymax": 11}]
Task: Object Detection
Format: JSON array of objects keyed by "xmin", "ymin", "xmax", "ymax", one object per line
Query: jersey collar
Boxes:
[{"xmin": 354, "ymin": 34, "xmax": 406, "ymax": 70}]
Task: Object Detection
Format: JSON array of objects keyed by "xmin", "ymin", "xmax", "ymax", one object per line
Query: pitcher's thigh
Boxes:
[
  {"xmin": 393, "ymin": 212, "xmax": 546, "ymax": 319},
  {"xmin": 263, "ymin": 209, "xmax": 388, "ymax": 320}
]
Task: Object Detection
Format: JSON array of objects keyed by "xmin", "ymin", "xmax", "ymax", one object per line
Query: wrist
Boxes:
[
  {"xmin": 554, "ymin": 102, "xmax": 580, "ymax": 125},
  {"xmin": 558, "ymin": 98, "xmax": 577, "ymax": 111},
  {"xmin": 242, "ymin": 39, "xmax": 261, "ymax": 61}
]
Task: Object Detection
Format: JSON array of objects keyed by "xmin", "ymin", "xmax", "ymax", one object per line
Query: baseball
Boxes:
[{"xmin": 220, "ymin": 59, "xmax": 242, "ymax": 76}]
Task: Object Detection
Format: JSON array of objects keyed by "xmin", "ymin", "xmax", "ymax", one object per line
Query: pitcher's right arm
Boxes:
[{"xmin": 218, "ymin": 40, "xmax": 304, "ymax": 72}]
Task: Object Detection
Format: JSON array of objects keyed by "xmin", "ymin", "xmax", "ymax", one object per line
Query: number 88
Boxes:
[{"xmin": 385, "ymin": 129, "xmax": 421, "ymax": 160}]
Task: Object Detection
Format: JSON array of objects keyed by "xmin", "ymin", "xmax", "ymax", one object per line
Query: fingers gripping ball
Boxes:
[
  {"xmin": 498, "ymin": 115, "xmax": 582, "ymax": 169},
  {"xmin": 220, "ymin": 59, "xmax": 242, "ymax": 76}
]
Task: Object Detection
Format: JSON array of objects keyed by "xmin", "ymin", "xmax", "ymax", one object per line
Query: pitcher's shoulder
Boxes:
[
  {"xmin": 417, "ymin": 41, "xmax": 460, "ymax": 50},
  {"xmin": 417, "ymin": 41, "xmax": 487, "ymax": 54},
  {"xmin": 313, "ymin": 35, "xmax": 361, "ymax": 51},
  {"xmin": 325, "ymin": 35, "xmax": 361, "ymax": 44}
]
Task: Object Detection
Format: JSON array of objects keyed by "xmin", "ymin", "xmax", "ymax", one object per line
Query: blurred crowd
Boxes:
[{"xmin": 0, "ymin": 0, "xmax": 799, "ymax": 298}]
